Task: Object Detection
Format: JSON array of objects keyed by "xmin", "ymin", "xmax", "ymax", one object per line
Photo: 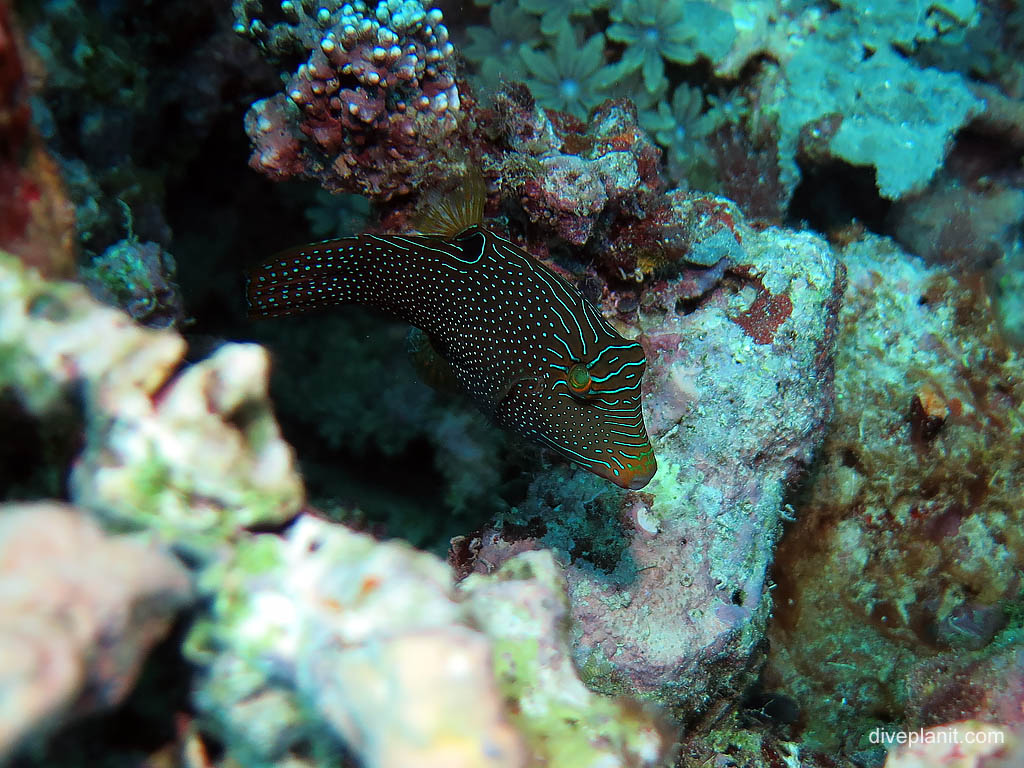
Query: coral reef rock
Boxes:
[
  {"xmin": 187, "ymin": 515, "xmax": 671, "ymax": 768},
  {"xmin": 82, "ymin": 237, "xmax": 187, "ymax": 329},
  {"xmin": 0, "ymin": 3, "xmax": 76, "ymax": 279},
  {"xmin": 467, "ymin": 194, "xmax": 846, "ymax": 716},
  {"xmin": 483, "ymin": 91, "xmax": 664, "ymax": 250},
  {"xmin": 0, "ymin": 502, "xmax": 192, "ymax": 760},
  {"xmin": 766, "ymin": 234, "xmax": 1024, "ymax": 751},
  {"xmin": 904, "ymin": 639, "xmax": 1024, "ymax": 735},
  {"xmin": 883, "ymin": 721, "xmax": 1020, "ymax": 768},
  {"xmin": 0, "ymin": 252, "xmax": 304, "ymax": 554}
]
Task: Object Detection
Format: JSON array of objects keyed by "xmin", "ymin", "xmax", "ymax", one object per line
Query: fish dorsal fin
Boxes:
[{"xmin": 412, "ymin": 171, "xmax": 486, "ymax": 237}]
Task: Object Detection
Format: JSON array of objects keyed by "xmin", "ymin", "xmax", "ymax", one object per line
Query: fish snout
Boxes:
[
  {"xmin": 626, "ymin": 458, "xmax": 657, "ymax": 490},
  {"xmin": 600, "ymin": 452, "xmax": 657, "ymax": 490},
  {"xmin": 628, "ymin": 468, "xmax": 656, "ymax": 490}
]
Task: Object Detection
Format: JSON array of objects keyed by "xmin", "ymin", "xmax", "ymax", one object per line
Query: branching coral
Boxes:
[{"xmin": 607, "ymin": 0, "xmax": 736, "ymax": 92}]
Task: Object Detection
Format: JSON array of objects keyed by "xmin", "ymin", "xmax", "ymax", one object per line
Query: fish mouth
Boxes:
[
  {"xmin": 627, "ymin": 469, "xmax": 656, "ymax": 490},
  {"xmin": 600, "ymin": 455, "xmax": 657, "ymax": 490},
  {"xmin": 625, "ymin": 462, "xmax": 657, "ymax": 490}
]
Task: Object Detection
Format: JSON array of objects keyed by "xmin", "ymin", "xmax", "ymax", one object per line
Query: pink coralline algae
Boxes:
[
  {"xmin": 0, "ymin": 3, "xmax": 75, "ymax": 279},
  {"xmin": 235, "ymin": 0, "xmax": 462, "ymax": 199},
  {"xmin": 480, "ymin": 88, "xmax": 664, "ymax": 249},
  {"xmin": 904, "ymin": 645, "xmax": 1024, "ymax": 732},
  {"xmin": 882, "ymin": 722, "xmax": 1021, "ymax": 768}
]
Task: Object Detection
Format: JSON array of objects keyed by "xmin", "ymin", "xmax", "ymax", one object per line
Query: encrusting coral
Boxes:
[
  {"xmin": 236, "ymin": 0, "xmax": 464, "ymax": 199},
  {"xmin": 459, "ymin": 0, "xmax": 996, "ymax": 206},
  {"xmin": 765, "ymin": 24, "xmax": 983, "ymax": 200}
]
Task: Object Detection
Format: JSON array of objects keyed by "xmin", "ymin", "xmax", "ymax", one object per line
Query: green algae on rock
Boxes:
[
  {"xmin": 187, "ymin": 515, "xmax": 671, "ymax": 768},
  {"xmin": 459, "ymin": 551, "xmax": 673, "ymax": 767},
  {"xmin": 0, "ymin": 252, "xmax": 304, "ymax": 552}
]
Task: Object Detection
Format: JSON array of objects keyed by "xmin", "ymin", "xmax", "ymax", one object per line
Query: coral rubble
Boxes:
[{"xmin": 0, "ymin": 252, "xmax": 305, "ymax": 553}]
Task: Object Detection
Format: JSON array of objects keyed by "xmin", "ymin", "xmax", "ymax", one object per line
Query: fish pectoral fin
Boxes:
[
  {"xmin": 406, "ymin": 327, "xmax": 463, "ymax": 395},
  {"xmin": 494, "ymin": 365, "xmax": 546, "ymax": 403}
]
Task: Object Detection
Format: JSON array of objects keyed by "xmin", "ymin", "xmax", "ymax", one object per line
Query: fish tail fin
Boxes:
[{"xmin": 245, "ymin": 242, "xmax": 354, "ymax": 319}]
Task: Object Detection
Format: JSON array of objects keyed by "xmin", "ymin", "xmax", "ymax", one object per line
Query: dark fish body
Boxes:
[{"xmin": 247, "ymin": 224, "xmax": 657, "ymax": 489}]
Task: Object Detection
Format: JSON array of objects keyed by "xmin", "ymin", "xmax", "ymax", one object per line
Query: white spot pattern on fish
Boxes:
[{"xmin": 246, "ymin": 224, "xmax": 657, "ymax": 489}]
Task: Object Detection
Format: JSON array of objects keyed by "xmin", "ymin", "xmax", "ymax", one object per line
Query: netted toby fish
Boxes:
[{"xmin": 246, "ymin": 178, "xmax": 657, "ymax": 489}]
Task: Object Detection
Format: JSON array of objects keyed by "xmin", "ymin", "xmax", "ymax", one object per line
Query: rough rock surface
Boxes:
[
  {"xmin": 0, "ymin": 4, "xmax": 76, "ymax": 279},
  {"xmin": 882, "ymin": 722, "xmax": 1020, "ymax": 768},
  {"xmin": 765, "ymin": 234, "xmax": 1024, "ymax": 750},
  {"xmin": 70, "ymin": 341, "xmax": 304, "ymax": 550},
  {"xmin": 904, "ymin": 639, "xmax": 1024, "ymax": 734},
  {"xmin": 187, "ymin": 515, "xmax": 670, "ymax": 768},
  {"xmin": 0, "ymin": 502, "xmax": 192, "ymax": 759},
  {"xmin": 0, "ymin": 251, "xmax": 305, "ymax": 553}
]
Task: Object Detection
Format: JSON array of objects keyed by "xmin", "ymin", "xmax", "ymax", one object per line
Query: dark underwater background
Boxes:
[{"xmin": 0, "ymin": 0, "xmax": 1022, "ymax": 767}]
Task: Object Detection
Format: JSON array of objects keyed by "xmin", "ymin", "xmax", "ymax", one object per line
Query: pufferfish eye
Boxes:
[{"xmin": 566, "ymin": 363, "xmax": 592, "ymax": 396}]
